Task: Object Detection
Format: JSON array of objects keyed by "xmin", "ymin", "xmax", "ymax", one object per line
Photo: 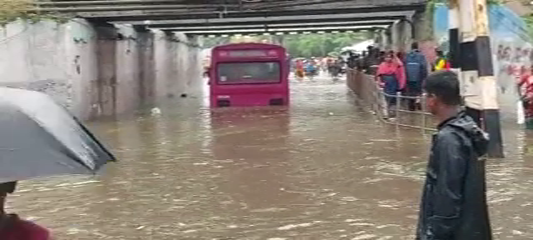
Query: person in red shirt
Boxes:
[
  {"xmin": 295, "ymin": 59, "xmax": 305, "ymax": 80},
  {"xmin": 0, "ymin": 182, "xmax": 51, "ymax": 240}
]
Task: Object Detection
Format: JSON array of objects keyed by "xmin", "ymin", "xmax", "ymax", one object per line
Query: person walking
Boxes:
[
  {"xmin": 416, "ymin": 71, "xmax": 492, "ymax": 240},
  {"xmin": 376, "ymin": 51, "xmax": 405, "ymax": 118},
  {"xmin": 0, "ymin": 182, "xmax": 51, "ymax": 240},
  {"xmin": 404, "ymin": 42, "xmax": 428, "ymax": 111}
]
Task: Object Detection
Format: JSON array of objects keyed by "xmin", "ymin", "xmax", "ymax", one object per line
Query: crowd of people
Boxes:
[
  {"xmin": 348, "ymin": 42, "xmax": 449, "ymax": 118},
  {"xmin": 293, "ymin": 57, "xmax": 345, "ymax": 81}
]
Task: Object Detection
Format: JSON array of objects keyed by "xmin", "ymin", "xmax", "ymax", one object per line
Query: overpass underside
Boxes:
[{"xmin": 1, "ymin": 0, "xmax": 427, "ymax": 120}]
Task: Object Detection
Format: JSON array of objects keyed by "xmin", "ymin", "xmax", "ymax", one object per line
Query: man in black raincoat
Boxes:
[{"xmin": 416, "ymin": 71, "xmax": 492, "ymax": 240}]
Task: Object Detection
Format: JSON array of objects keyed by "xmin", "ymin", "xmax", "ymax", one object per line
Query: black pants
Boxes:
[{"xmin": 406, "ymin": 81, "xmax": 422, "ymax": 111}]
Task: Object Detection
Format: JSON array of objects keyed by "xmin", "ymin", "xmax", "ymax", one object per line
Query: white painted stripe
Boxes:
[
  {"xmin": 459, "ymin": 0, "xmax": 476, "ymax": 42},
  {"xmin": 478, "ymin": 75, "xmax": 499, "ymax": 109},
  {"xmin": 449, "ymin": 5, "xmax": 460, "ymax": 29}
]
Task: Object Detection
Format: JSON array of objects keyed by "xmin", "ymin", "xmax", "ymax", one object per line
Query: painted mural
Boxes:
[{"xmin": 433, "ymin": 4, "xmax": 533, "ymax": 126}]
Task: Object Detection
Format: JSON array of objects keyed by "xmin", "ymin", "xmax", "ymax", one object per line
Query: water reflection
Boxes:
[{"xmin": 5, "ymin": 78, "xmax": 533, "ymax": 239}]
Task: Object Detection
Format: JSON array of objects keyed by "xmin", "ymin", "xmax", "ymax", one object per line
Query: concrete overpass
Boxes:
[
  {"xmin": 1, "ymin": 0, "xmax": 428, "ymax": 120},
  {"xmin": 36, "ymin": 0, "xmax": 426, "ymax": 37}
]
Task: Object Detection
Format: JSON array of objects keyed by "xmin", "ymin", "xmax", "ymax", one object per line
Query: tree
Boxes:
[
  {"xmin": 0, "ymin": 0, "xmax": 31, "ymax": 25},
  {"xmin": 283, "ymin": 32, "xmax": 371, "ymax": 58},
  {"xmin": 200, "ymin": 32, "xmax": 371, "ymax": 58}
]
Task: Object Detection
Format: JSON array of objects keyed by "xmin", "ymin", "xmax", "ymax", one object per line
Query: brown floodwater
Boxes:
[{"xmin": 6, "ymin": 77, "xmax": 533, "ymax": 239}]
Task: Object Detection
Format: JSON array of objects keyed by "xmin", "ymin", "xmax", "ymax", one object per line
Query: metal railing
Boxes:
[
  {"xmin": 347, "ymin": 69, "xmax": 436, "ymax": 132},
  {"xmin": 380, "ymin": 91, "xmax": 436, "ymax": 132}
]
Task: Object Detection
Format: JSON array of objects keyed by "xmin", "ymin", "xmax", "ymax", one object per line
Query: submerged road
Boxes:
[{"xmin": 8, "ymin": 76, "xmax": 533, "ymax": 239}]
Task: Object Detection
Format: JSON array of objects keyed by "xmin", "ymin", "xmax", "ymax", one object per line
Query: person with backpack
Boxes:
[
  {"xmin": 404, "ymin": 42, "xmax": 429, "ymax": 111},
  {"xmin": 377, "ymin": 51, "xmax": 406, "ymax": 118}
]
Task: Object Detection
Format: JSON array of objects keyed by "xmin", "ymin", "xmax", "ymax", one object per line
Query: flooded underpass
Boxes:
[{"xmin": 7, "ymin": 77, "xmax": 533, "ymax": 239}]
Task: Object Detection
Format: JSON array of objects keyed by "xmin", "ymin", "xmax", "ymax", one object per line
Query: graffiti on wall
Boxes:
[{"xmin": 434, "ymin": 4, "xmax": 533, "ymax": 124}]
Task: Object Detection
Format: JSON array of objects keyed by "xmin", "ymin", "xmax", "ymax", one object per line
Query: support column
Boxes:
[
  {"xmin": 457, "ymin": 0, "xmax": 504, "ymax": 158},
  {"xmin": 173, "ymin": 32, "xmax": 189, "ymax": 98},
  {"xmin": 136, "ymin": 26, "xmax": 155, "ymax": 105},
  {"xmin": 154, "ymin": 30, "xmax": 172, "ymax": 101},
  {"xmin": 115, "ymin": 24, "xmax": 140, "ymax": 115},
  {"xmin": 93, "ymin": 22, "xmax": 118, "ymax": 119}
]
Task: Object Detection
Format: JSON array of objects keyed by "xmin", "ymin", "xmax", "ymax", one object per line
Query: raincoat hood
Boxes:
[{"xmin": 441, "ymin": 111, "xmax": 489, "ymax": 157}]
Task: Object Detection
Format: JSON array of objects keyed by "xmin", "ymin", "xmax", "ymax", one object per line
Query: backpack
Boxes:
[{"xmin": 404, "ymin": 52, "xmax": 424, "ymax": 83}]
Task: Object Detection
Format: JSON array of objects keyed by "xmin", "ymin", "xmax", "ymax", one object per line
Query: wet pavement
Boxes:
[{"xmin": 7, "ymin": 75, "xmax": 533, "ymax": 239}]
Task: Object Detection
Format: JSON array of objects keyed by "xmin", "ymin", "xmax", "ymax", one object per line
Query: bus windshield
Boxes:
[{"xmin": 217, "ymin": 62, "xmax": 281, "ymax": 84}]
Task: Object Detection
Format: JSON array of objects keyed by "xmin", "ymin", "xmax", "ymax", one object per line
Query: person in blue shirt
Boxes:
[{"xmin": 404, "ymin": 42, "xmax": 428, "ymax": 111}]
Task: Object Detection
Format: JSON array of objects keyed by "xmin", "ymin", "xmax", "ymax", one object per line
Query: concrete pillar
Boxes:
[
  {"xmin": 154, "ymin": 30, "xmax": 172, "ymax": 101},
  {"xmin": 457, "ymin": 0, "xmax": 504, "ymax": 158},
  {"xmin": 376, "ymin": 30, "xmax": 390, "ymax": 50},
  {"xmin": 391, "ymin": 20, "xmax": 413, "ymax": 53},
  {"xmin": 412, "ymin": 11, "xmax": 427, "ymax": 42},
  {"xmin": 390, "ymin": 24, "xmax": 399, "ymax": 52},
  {"xmin": 115, "ymin": 24, "xmax": 141, "ymax": 116},
  {"xmin": 174, "ymin": 32, "xmax": 189, "ymax": 98},
  {"xmin": 65, "ymin": 20, "xmax": 99, "ymax": 121},
  {"xmin": 186, "ymin": 35, "xmax": 203, "ymax": 95},
  {"xmin": 93, "ymin": 22, "xmax": 118, "ymax": 119},
  {"xmin": 136, "ymin": 27, "xmax": 155, "ymax": 106}
]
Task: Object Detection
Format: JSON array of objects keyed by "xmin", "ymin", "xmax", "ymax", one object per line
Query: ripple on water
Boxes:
[{"xmin": 7, "ymin": 78, "xmax": 533, "ymax": 239}]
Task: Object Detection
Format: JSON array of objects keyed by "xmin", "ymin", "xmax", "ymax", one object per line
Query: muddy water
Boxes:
[{"xmin": 7, "ymin": 77, "xmax": 533, "ymax": 239}]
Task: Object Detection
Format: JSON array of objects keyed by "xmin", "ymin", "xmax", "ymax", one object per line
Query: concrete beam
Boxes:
[
  {"xmin": 36, "ymin": 5, "xmax": 220, "ymax": 13},
  {"xmin": 182, "ymin": 27, "xmax": 383, "ymax": 36},
  {"xmin": 81, "ymin": 5, "xmax": 423, "ymax": 22},
  {"xmin": 122, "ymin": 12, "xmax": 411, "ymax": 26},
  {"xmin": 35, "ymin": 0, "xmax": 216, "ymax": 6},
  {"xmin": 154, "ymin": 21, "xmax": 395, "ymax": 31},
  {"xmin": 37, "ymin": 0, "xmax": 368, "ymax": 12}
]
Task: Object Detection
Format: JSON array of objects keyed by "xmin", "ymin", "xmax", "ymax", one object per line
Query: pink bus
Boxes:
[{"xmin": 209, "ymin": 43, "xmax": 289, "ymax": 108}]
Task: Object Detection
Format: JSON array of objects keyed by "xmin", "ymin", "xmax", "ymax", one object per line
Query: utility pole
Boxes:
[
  {"xmin": 456, "ymin": 0, "xmax": 504, "ymax": 158},
  {"xmin": 448, "ymin": 1, "xmax": 461, "ymax": 77}
]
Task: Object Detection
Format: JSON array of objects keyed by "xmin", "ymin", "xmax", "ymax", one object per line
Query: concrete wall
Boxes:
[
  {"xmin": 0, "ymin": 19, "xmax": 203, "ymax": 120},
  {"xmin": 0, "ymin": 19, "xmax": 97, "ymax": 117},
  {"xmin": 153, "ymin": 31, "xmax": 203, "ymax": 101}
]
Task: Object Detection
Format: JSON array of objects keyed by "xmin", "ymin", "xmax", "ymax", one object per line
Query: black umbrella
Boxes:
[{"xmin": 0, "ymin": 87, "xmax": 116, "ymax": 183}]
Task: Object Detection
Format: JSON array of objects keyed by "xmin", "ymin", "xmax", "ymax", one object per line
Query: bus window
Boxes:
[{"xmin": 217, "ymin": 62, "xmax": 281, "ymax": 84}]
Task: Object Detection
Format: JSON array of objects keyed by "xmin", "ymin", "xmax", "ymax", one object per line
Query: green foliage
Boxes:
[
  {"xmin": 201, "ymin": 32, "xmax": 370, "ymax": 58},
  {"xmin": 203, "ymin": 36, "xmax": 231, "ymax": 48},
  {"xmin": 0, "ymin": 0, "xmax": 69, "ymax": 26},
  {"xmin": 524, "ymin": 15, "xmax": 533, "ymax": 39},
  {"xmin": 0, "ymin": 0, "xmax": 31, "ymax": 25},
  {"xmin": 283, "ymin": 32, "xmax": 371, "ymax": 58}
]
